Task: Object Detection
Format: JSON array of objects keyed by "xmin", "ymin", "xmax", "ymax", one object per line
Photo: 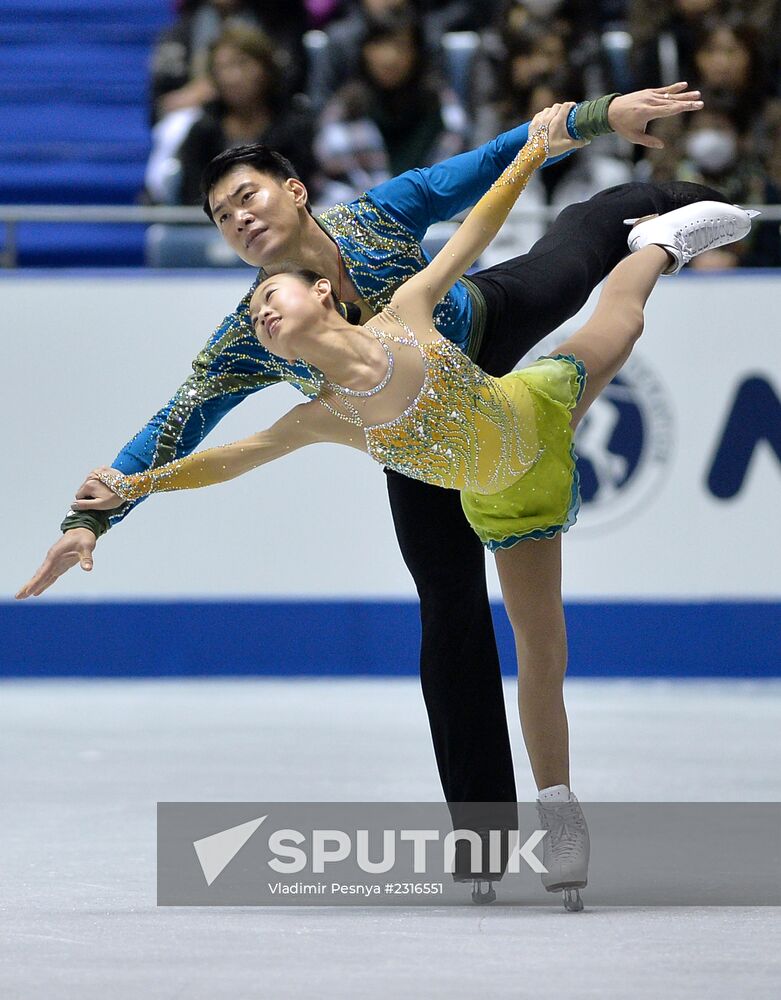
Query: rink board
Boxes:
[{"xmin": 1, "ymin": 600, "xmax": 777, "ymax": 677}]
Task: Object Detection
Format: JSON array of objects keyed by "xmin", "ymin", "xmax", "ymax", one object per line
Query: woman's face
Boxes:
[
  {"xmin": 363, "ymin": 34, "xmax": 416, "ymax": 90},
  {"xmin": 212, "ymin": 44, "xmax": 268, "ymax": 108},
  {"xmin": 249, "ymin": 274, "xmax": 328, "ymax": 362},
  {"xmin": 695, "ymin": 28, "xmax": 752, "ymax": 89}
]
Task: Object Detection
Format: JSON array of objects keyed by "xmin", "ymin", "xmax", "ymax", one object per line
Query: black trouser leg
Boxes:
[{"xmin": 473, "ymin": 180, "xmax": 728, "ymax": 376}]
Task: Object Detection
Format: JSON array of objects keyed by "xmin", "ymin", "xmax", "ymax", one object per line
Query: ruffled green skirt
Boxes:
[{"xmin": 460, "ymin": 353, "xmax": 587, "ymax": 551}]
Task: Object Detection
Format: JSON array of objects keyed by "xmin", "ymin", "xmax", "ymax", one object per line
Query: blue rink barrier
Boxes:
[{"xmin": 0, "ymin": 601, "xmax": 778, "ymax": 678}]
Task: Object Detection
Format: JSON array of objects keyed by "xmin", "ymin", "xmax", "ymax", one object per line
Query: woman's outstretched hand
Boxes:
[
  {"xmin": 71, "ymin": 468, "xmax": 125, "ymax": 511},
  {"xmin": 529, "ymin": 103, "xmax": 589, "ymax": 158}
]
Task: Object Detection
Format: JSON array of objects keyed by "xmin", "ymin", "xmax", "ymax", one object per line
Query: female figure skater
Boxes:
[{"xmin": 74, "ymin": 105, "xmax": 755, "ymax": 910}]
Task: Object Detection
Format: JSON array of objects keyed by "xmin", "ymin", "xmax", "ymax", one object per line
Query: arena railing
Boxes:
[{"xmin": 0, "ymin": 203, "xmax": 778, "ymax": 269}]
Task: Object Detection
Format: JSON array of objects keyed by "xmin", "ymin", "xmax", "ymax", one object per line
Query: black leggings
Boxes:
[{"xmin": 385, "ymin": 181, "xmax": 724, "ymax": 834}]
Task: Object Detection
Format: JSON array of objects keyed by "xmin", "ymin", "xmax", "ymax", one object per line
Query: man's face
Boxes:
[{"xmin": 208, "ymin": 165, "xmax": 308, "ymax": 267}]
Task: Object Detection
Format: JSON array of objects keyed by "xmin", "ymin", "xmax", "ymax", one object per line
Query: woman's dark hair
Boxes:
[
  {"xmin": 261, "ymin": 265, "xmax": 362, "ymax": 324},
  {"xmin": 200, "ymin": 144, "xmax": 308, "ymax": 220}
]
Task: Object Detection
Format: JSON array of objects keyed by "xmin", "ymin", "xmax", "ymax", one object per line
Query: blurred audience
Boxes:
[
  {"xmin": 150, "ymin": 0, "xmax": 307, "ymax": 122},
  {"xmin": 140, "ymin": 0, "xmax": 781, "ymax": 267},
  {"xmin": 146, "ymin": 25, "xmax": 317, "ymax": 204},
  {"xmin": 314, "ymin": 14, "xmax": 469, "ymax": 202},
  {"xmin": 630, "ymin": 1, "xmax": 779, "ymax": 94},
  {"xmin": 476, "ymin": 1, "xmax": 609, "ymax": 109},
  {"xmin": 307, "ymin": 0, "xmax": 498, "ymax": 112}
]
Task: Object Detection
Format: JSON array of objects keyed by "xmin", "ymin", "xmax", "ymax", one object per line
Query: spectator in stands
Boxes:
[
  {"xmin": 692, "ymin": 22, "xmax": 769, "ymax": 126},
  {"xmin": 314, "ymin": 15, "xmax": 469, "ymax": 202},
  {"xmin": 151, "ymin": 25, "xmax": 317, "ymax": 204},
  {"xmin": 150, "ymin": 0, "xmax": 306, "ymax": 122},
  {"xmin": 629, "ymin": 1, "xmax": 778, "ymax": 94},
  {"xmin": 630, "ymin": 11, "xmax": 776, "ymax": 201}
]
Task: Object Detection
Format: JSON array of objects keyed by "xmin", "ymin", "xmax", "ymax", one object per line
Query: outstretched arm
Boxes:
[
  {"xmin": 16, "ymin": 290, "xmax": 298, "ymax": 600},
  {"xmin": 395, "ymin": 104, "xmax": 582, "ymax": 312},
  {"xmin": 71, "ymin": 400, "xmax": 335, "ymax": 510}
]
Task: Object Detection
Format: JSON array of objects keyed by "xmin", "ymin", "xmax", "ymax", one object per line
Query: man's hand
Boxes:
[
  {"xmin": 609, "ymin": 82, "xmax": 704, "ymax": 149},
  {"xmin": 16, "ymin": 528, "xmax": 97, "ymax": 600}
]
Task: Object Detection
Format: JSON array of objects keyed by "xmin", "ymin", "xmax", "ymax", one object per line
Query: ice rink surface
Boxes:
[{"xmin": 1, "ymin": 676, "xmax": 779, "ymax": 999}]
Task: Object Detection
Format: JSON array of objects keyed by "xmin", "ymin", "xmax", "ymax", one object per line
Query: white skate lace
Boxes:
[
  {"xmin": 537, "ymin": 801, "xmax": 587, "ymax": 861},
  {"xmin": 677, "ymin": 216, "xmax": 738, "ymax": 260}
]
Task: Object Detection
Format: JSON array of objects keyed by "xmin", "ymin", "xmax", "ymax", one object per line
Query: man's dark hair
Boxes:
[{"xmin": 200, "ymin": 144, "xmax": 310, "ymax": 221}]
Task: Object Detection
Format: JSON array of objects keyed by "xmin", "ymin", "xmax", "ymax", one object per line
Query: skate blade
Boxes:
[
  {"xmin": 471, "ymin": 880, "xmax": 497, "ymax": 905},
  {"xmin": 563, "ymin": 887, "xmax": 584, "ymax": 912}
]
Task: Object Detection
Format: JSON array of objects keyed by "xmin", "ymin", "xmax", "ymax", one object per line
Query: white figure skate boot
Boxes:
[
  {"xmin": 625, "ymin": 201, "xmax": 760, "ymax": 274},
  {"xmin": 536, "ymin": 789, "xmax": 590, "ymax": 912}
]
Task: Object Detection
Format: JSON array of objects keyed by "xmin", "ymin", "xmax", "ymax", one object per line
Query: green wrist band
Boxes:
[
  {"xmin": 60, "ymin": 508, "xmax": 110, "ymax": 538},
  {"xmin": 574, "ymin": 93, "xmax": 621, "ymax": 141}
]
